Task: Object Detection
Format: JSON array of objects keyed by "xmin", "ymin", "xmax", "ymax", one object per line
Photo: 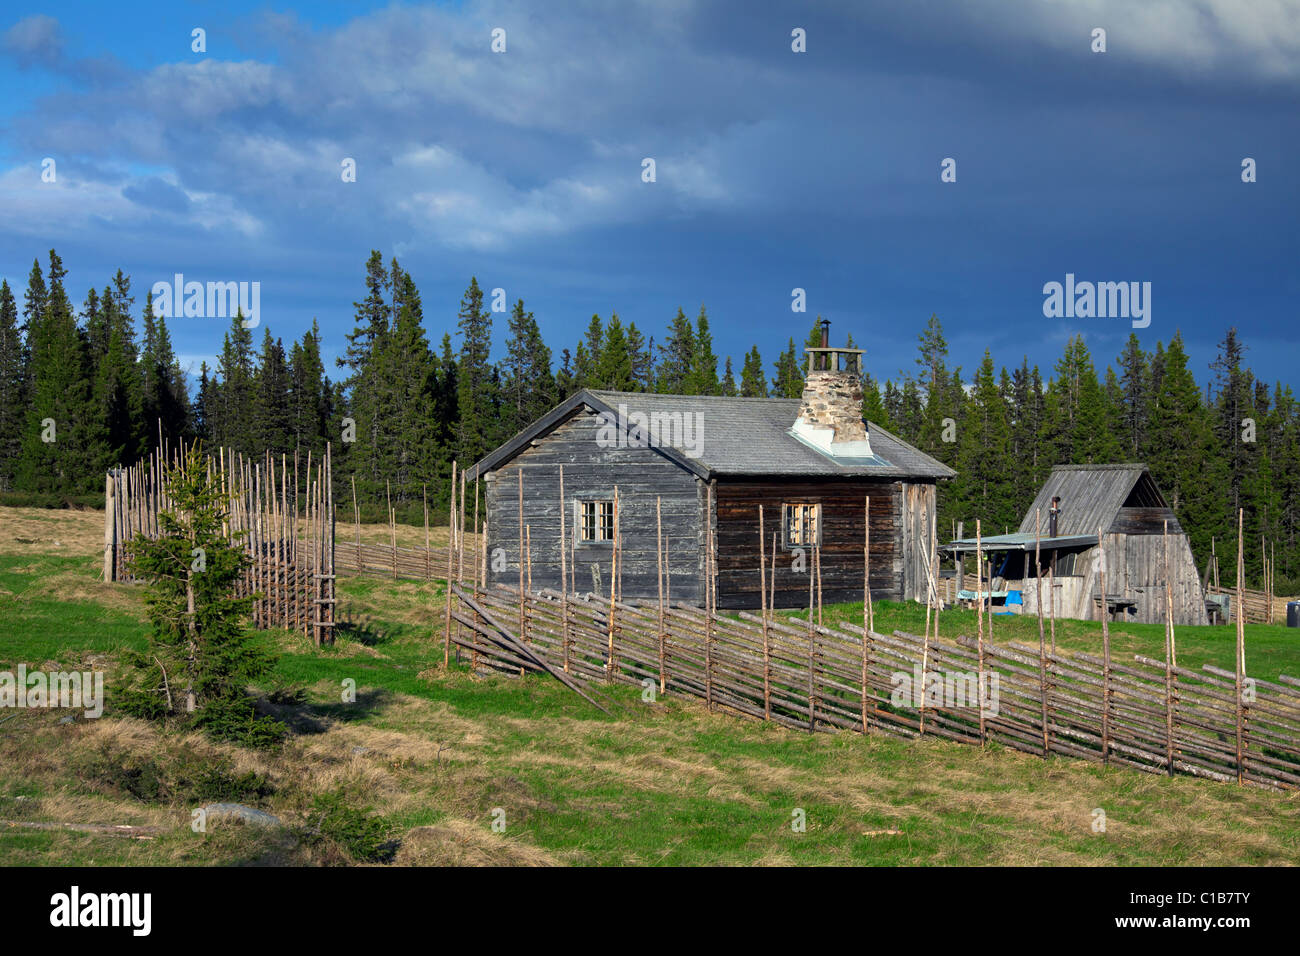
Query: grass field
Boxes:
[{"xmin": 1, "ymin": 506, "xmax": 1296, "ymax": 866}]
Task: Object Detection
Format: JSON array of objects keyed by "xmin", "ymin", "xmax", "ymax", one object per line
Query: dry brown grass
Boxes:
[
  {"xmin": 393, "ymin": 819, "xmax": 560, "ymax": 866},
  {"xmin": 0, "ymin": 507, "xmax": 106, "ymax": 558},
  {"xmin": 0, "ymin": 504, "xmax": 474, "ymax": 569},
  {"xmin": 4, "ymin": 668, "xmax": 1298, "ymax": 866}
]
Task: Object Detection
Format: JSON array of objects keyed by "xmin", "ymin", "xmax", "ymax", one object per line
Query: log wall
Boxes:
[{"xmin": 713, "ymin": 478, "xmax": 903, "ymax": 607}]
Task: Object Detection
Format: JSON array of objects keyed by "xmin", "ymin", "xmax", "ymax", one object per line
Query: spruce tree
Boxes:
[
  {"xmin": 455, "ymin": 277, "xmax": 496, "ymax": 466},
  {"xmin": 340, "ymin": 251, "xmax": 390, "ymax": 378},
  {"xmin": 581, "ymin": 314, "xmax": 605, "ymax": 386},
  {"xmin": 431, "ymin": 333, "xmax": 459, "ymax": 493},
  {"xmin": 500, "ymin": 299, "xmax": 555, "ymax": 434},
  {"xmin": 339, "ymin": 253, "xmax": 395, "ymax": 487},
  {"xmin": 720, "ymin": 357, "xmax": 738, "ymax": 397},
  {"xmin": 1149, "ymin": 332, "xmax": 1220, "ymax": 563},
  {"xmin": 626, "ymin": 323, "xmax": 653, "ymax": 391},
  {"xmin": 739, "ymin": 345, "xmax": 767, "ymax": 397},
  {"xmin": 572, "ymin": 342, "xmax": 592, "ymax": 392},
  {"xmin": 554, "ymin": 348, "xmax": 576, "ymax": 399},
  {"xmin": 288, "ymin": 320, "xmax": 331, "ymax": 457},
  {"xmin": 596, "ymin": 313, "xmax": 635, "ymax": 390},
  {"xmin": 90, "ymin": 315, "xmax": 140, "ymax": 470},
  {"xmin": 1210, "ymin": 328, "xmax": 1255, "ymax": 519},
  {"xmin": 656, "ymin": 308, "xmax": 695, "ymax": 393},
  {"xmin": 861, "ymin": 372, "xmax": 891, "ymax": 430},
  {"xmin": 18, "ymin": 251, "xmax": 93, "ymax": 493},
  {"xmin": 254, "ymin": 330, "xmax": 291, "ymax": 455},
  {"xmin": 1117, "ymin": 333, "xmax": 1149, "ymax": 457},
  {"xmin": 914, "ymin": 315, "xmax": 958, "ymax": 457},
  {"xmin": 916, "ymin": 314, "xmax": 948, "ymax": 395},
  {"xmin": 799, "ymin": 318, "xmax": 824, "ymax": 377},
  {"xmin": 0, "ymin": 281, "xmax": 23, "ymax": 490},
  {"xmin": 82, "ymin": 287, "xmax": 107, "ymax": 362},
  {"xmin": 194, "ymin": 362, "xmax": 214, "ymax": 443},
  {"xmin": 896, "ymin": 378, "xmax": 924, "ymax": 439},
  {"xmin": 771, "ymin": 338, "xmax": 802, "ymax": 398},
  {"xmin": 953, "ymin": 352, "xmax": 1016, "ymax": 532},
  {"xmin": 212, "ymin": 312, "xmax": 257, "ymax": 455},
  {"xmin": 883, "ymin": 380, "xmax": 902, "ymax": 426},
  {"xmin": 121, "ymin": 445, "xmax": 281, "ymax": 744},
  {"xmin": 372, "ymin": 273, "xmax": 438, "ymax": 496},
  {"xmin": 156, "ymin": 313, "xmax": 190, "ymax": 443},
  {"xmin": 689, "ymin": 306, "xmax": 719, "ymax": 395}
]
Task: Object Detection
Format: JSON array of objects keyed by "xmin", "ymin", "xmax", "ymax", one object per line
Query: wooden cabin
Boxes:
[
  {"xmin": 945, "ymin": 464, "xmax": 1209, "ymax": 626},
  {"xmin": 465, "ymin": 334, "xmax": 954, "ymax": 609}
]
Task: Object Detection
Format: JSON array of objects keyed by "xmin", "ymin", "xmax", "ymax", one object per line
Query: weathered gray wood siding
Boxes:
[
  {"xmin": 483, "ymin": 408, "xmax": 704, "ymax": 602},
  {"xmin": 712, "ymin": 478, "xmax": 906, "ymax": 608},
  {"xmin": 900, "ymin": 481, "xmax": 937, "ymax": 603},
  {"xmin": 1107, "ymin": 531, "xmax": 1209, "ymax": 626},
  {"xmin": 1011, "ymin": 533, "xmax": 1208, "ymax": 626}
]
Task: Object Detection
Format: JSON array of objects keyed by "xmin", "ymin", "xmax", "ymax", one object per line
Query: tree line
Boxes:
[
  {"xmin": 875, "ymin": 316, "xmax": 1299, "ymax": 593},
  {"xmin": 1, "ymin": 248, "xmax": 1295, "ymax": 589}
]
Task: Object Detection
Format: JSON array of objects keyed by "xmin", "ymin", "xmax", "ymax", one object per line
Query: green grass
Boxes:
[
  {"xmin": 1, "ymin": 547, "xmax": 1297, "ymax": 866},
  {"xmin": 0, "ymin": 553, "xmax": 150, "ymax": 669},
  {"xmin": 782, "ymin": 599, "xmax": 1298, "ymax": 683}
]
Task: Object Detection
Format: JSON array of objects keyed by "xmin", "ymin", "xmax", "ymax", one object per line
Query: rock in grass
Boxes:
[{"xmin": 201, "ymin": 803, "xmax": 282, "ymax": 828}]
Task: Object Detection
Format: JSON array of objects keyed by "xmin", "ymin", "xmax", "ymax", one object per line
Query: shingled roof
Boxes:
[
  {"xmin": 466, "ymin": 389, "xmax": 954, "ymax": 481},
  {"xmin": 1016, "ymin": 464, "xmax": 1165, "ymax": 536}
]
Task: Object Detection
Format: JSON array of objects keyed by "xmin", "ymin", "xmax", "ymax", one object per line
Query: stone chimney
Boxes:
[{"xmin": 791, "ymin": 319, "xmax": 874, "ymax": 458}]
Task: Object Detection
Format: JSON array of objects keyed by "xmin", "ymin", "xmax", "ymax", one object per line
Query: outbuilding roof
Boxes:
[
  {"xmin": 944, "ymin": 464, "xmax": 1177, "ymax": 553},
  {"xmin": 465, "ymin": 389, "xmax": 955, "ymax": 481},
  {"xmin": 1016, "ymin": 464, "xmax": 1165, "ymax": 537}
]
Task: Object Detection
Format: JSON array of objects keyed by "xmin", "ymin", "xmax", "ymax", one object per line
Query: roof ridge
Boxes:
[
  {"xmin": 1049, "ymin": 462, "xmax": 1148, "ymax": 471},
  {"xmin": 588, "ymin": 389, "xmax": 798, "ymax": 403}
]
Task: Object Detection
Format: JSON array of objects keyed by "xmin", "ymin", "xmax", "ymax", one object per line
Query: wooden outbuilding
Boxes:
[
  {"xmin": 945, "ymin": 464, "xmax": 1209, "ymax": 626},
  {"xmin": 466, "ymin": 333, "xmax": 954, "ymax": 608}
]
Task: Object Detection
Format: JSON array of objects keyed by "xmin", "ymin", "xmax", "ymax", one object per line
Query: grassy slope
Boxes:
[{"xmin": 0, "ymin": 508, "xmax": 1296, "ymax": 866}]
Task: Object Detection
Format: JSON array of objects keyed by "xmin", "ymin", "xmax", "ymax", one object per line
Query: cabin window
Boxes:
[
  {"xmin": 783, "ymin": 502, "xmax": 821, "ymax": 548},
  {"xmin": 578, "ymin": 500, "xmax": 615, "ymax": 543}
]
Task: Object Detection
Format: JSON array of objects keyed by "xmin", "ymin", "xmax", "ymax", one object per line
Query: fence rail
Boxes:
[
  {"xmin": 1207, "ymin": 584, "xmax": 1291, "ymax": 625},
  {"xmin": 450, "ymin": 583, "xmax": 1300, "ymax": 791},
  {"xmin": 335, "ymin": 539, "xmax": 455, "ymax": 581}
]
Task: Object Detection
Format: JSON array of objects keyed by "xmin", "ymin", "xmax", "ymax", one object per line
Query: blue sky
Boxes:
[{"xmin": 2, "ymin": 0, "xmax": 1297, "ymax": 390}]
